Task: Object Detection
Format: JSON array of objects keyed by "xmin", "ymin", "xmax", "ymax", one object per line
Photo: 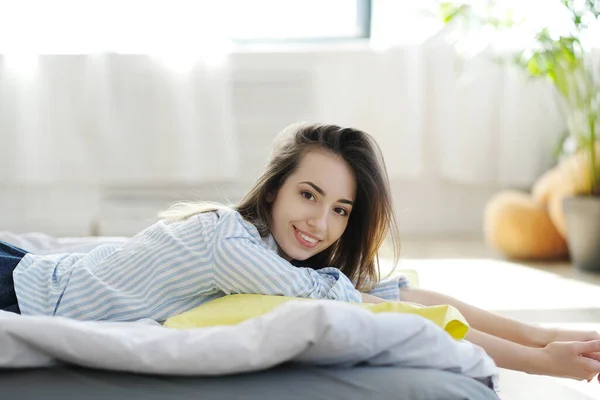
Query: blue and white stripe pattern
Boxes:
[
  {"xmin": 368, "ymin": 274, "xmax": 409, "ymax": 301},
  {"xmin": 13, "ymin": 209, "xmax": 412, "ymax": 322}
]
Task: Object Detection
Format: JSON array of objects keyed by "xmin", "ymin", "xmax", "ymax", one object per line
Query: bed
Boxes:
[
  {"xmin": 1, "ymin": 364, "xmax": 498, "ymax": 400},
  {"xmin": 0, "ymin": 231, "xmax": 500, "ymax": 400}
]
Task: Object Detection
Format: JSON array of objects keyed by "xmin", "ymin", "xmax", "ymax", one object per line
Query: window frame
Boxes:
[{"xmin": 232, "ymin": 0, "xmax": 372, "ymax": 44}]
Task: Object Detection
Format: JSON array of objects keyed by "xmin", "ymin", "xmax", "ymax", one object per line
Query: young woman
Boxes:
[{"xmin": 1, "ymin": 122, "xmax": 599, "ymax": 383}]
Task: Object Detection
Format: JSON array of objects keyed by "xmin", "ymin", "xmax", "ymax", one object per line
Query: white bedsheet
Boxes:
[
  {"xmin": 0, "ymin": 300, "xmax": 498, "ymax": 389},
  {"xmin": 0, "ymin": 231, "xmax": 499, "ymax": 389},
  {"xmin": 0, "ymin": 231, "xmax": 127, "ymax": 255}
]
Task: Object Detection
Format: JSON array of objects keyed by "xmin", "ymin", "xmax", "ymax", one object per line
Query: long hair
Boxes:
[{"xmin": 160, "ymin": 122, "xmax": 401, "ymax": 291}]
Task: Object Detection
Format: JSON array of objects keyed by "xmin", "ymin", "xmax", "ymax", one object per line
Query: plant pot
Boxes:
[{"xmin": 563, "ymin": 196, "xmax": 600, "ymax": 272}]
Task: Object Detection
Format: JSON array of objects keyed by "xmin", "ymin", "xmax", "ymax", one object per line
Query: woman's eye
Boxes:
[
  {"xmin": 334, "ymin": 207, "xmax": 348, "ymax": 216},
  {"xmin": 301, "ymin": 191, "xmax": 315, "ymax": 201}
]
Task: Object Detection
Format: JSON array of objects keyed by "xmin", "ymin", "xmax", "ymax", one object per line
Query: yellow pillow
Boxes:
[{"xmin": 164, "ymin": 294, "xmax": 469, "ymax": 340}]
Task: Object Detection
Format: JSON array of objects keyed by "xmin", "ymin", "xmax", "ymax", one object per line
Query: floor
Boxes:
[{"xmin": 379, "ymin": 237, "xmax": 600, "ymax": 400}]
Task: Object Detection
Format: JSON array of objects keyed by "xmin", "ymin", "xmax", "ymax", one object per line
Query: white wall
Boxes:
[{"xmin": 0, "ymin": 47, "xmax": 519, "ymax": 237}]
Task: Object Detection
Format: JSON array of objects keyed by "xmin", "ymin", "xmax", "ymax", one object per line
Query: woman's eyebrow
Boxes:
[{"xmin": 298, "ymin": 181, "xmax": 354, "ymax": 205}]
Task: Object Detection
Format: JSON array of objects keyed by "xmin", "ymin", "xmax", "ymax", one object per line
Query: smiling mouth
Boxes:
[{"xmin": 293, "ymin": 226, "xmax": 320, "ymax": 248}]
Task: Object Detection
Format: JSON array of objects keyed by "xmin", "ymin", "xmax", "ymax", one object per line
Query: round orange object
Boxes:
[{"xmin": 484, "ymin": 190, "xmax": 569, "ymax": 260}]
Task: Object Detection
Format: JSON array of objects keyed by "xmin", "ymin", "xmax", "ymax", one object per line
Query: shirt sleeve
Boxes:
[
  {"xmin": 212, "ymin": 213, "xmax": 362, "ymax": 303},
  {"xmin": 366, "ymin": 275, "xmax": 410, "ymax": 301}
]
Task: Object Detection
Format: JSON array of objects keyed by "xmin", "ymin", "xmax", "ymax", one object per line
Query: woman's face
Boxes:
[{"xmin": 269, "ymin": 148, "xmax": 356, "ymax": 261}]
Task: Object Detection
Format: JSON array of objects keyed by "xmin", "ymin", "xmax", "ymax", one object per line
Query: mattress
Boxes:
[{"xmin": 0, "ymin": 364, "xmax": 499, "ymax": 400}]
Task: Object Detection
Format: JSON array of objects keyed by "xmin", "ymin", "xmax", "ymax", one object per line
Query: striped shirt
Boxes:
[{"xmin": 13, "ymin": 209, "xmax": 409, "ymax": 322}]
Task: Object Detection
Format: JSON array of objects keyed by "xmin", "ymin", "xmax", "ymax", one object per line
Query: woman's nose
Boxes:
[{"xmin": 307, "ymin": 209, "xmax": 327, "ymax": 232}]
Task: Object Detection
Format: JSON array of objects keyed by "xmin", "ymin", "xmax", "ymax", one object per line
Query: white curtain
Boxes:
[
  {"xmin": 0, "ymin": 1, "xmax": 238, "ymax": 186},
  {"xmin": 315, "ymin": 0, "xmax": 565, "ymax": 186},
  {"xmin": 426, "ymin": 36, "xmax": 564, "ymax": 187},
  {"xmin": 312, "ymin": 47, "xmax": 426, "ymax": 179}
]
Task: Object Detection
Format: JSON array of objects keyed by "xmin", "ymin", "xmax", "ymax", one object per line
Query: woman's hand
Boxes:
[{"xmin": 535, "ymin": 340, "xmax": 600, "ymax": 382}]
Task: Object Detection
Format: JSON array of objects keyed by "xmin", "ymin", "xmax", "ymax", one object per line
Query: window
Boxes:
[
  {"xmin": 0, "ymin": 0, "xmax": 371, "ymax": 54},
  {"xmin": 227, "ymin": 0, "xmax": 371, "ymax": 42}
]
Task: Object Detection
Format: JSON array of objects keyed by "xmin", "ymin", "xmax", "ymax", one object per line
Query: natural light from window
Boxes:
[
  {"xmin": 228, "ymin": 0, "xmax": 364, "ymax": 41},
  {"xmin": 0, "ymin": 0, "xmax": 367, "ymax": 54},
  {"xmin": 0, "ymin": 0, "xmax": 597, "ymax": 55}
]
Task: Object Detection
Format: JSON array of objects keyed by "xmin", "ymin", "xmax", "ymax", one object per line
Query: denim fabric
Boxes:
[{"xmin": 0, "ymin": 240, "xmax": 28, "ymax": 313}]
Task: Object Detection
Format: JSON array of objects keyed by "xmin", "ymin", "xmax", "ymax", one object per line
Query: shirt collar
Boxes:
[{"xmin": 262, "ymin": 234, "xmax": 280, "ymax": 253}]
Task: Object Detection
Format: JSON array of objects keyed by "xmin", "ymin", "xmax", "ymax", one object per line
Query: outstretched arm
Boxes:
[
  {"xmin": 362, "ymin": 288, "xmax": 600, "ymax": 381},
  {"xmin": 399, "ymin": 287, "xmax": 600, "ymax": 347},
  {"xmin": 400, "ymin": 287, "xmax": 549, "ymax": 347},
  {"xmin": 466, "ymin": 328, "xmax": 600, "ymax": 381}
]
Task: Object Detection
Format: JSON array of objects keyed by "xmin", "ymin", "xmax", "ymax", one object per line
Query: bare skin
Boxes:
[{"xmin": 361, "ymin": 289, "xmax": 600, "ymax": 382}]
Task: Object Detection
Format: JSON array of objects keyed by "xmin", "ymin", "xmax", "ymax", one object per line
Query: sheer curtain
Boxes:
[
  {"xmin": 0, "ymin": 1, "xmax": 238, "ymax": 186},
  {"xmin": 347, "ymin": 0, "xmax": 566, "ymax": 186},
  {"xmin": 311, "ymin": 43, "xmax": 425, "ymax": 179}
]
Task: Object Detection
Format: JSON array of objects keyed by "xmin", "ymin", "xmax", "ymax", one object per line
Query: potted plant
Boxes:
[{"xmin": 438, "ymin": 0, "xmax": 600, "ymax": 271}]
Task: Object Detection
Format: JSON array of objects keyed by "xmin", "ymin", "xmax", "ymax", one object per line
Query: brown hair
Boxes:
[
  {"xmin": 236, "ymin": 122, "xmax": 400, "ymax": 291},
  {"xmin": 161, "ymin": 122, "xmax": 400, "ymax": 291}
]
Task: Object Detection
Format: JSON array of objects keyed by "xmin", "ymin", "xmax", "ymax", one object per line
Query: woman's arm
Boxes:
[
  {"xmin": 399, "ymin": 287, "xmax": 600, "ymax": 347},
  {"xmin": 212, "ymin": 211, "xmax": 362, "ymax": 302},
  {"xmin": 467, "ymin": 329, "xmax": 600, "ymax": 381},
  {"xmin": 214, "ymin": 236, "xmax": 362, "ymax": 302},
  {"xmin": 466, "ymin": 328, "xmax": 542, "ymax": 373},
  {"xmin": 361, "ymin": 291, "xmax": 600, "ymax": 380},
  {"xmin": 399, "ymin": 287, "xmax": 550, "ymax": 347},
  {"xmin": 360, "ymin": 289, "xmax": 548, "ymax": 346}
]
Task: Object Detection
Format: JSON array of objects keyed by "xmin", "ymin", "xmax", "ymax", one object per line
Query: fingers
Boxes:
[
  {"xmin": 578, "ymin": 357, "xmax": 600, "ymax": 384},
  {"xmin": 584, "ymin": 331, "xmax": 600, "ymax": 342},
  {"xmin": 582, "ymin": 352, "xmax": 600, "ymax": 363},
  {"xmin": 580, "ymin": 355, "xmax": 600, "ymax": 370},
  {"xmin": 575, "ymin": 340, "xmax": 600, "ymax": 354}
]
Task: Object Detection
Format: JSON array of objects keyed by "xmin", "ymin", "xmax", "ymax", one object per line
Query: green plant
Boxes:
[{"xmin": 439, "ymin": 0, "xmax": 600, "ymax": 195}]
